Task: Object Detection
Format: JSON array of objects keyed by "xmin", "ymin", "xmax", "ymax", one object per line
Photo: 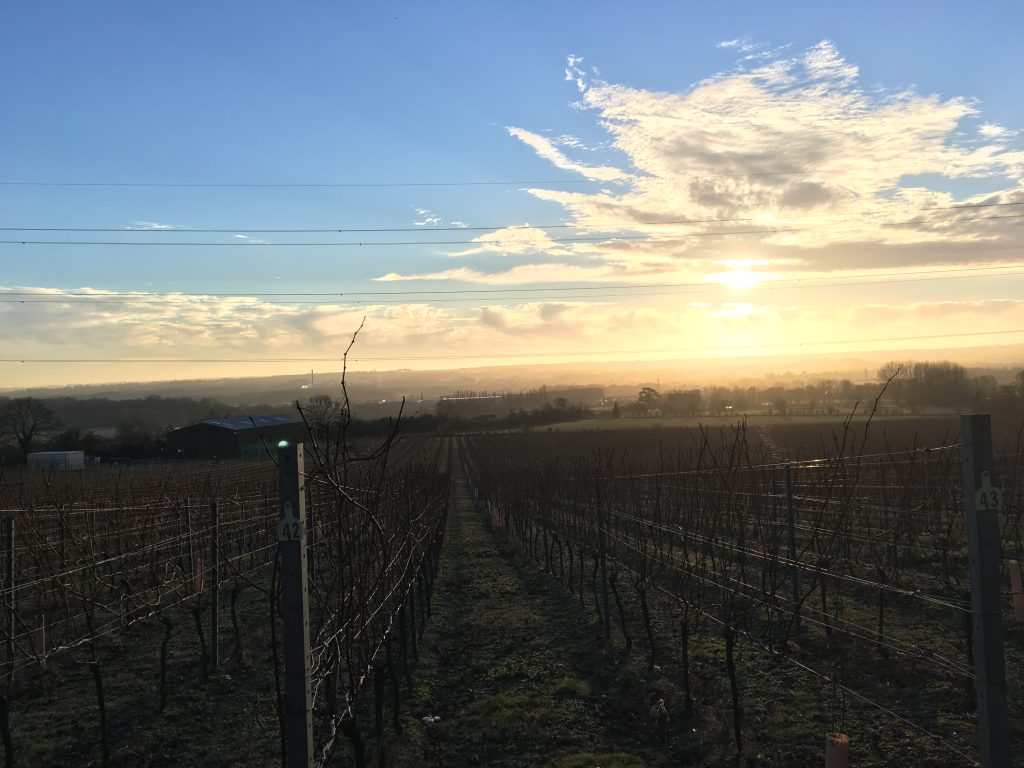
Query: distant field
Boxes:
[
  {"xmin": 527, "ymin": 409, "xmax": 1024, "ymax": 456},
  {"xmin": 539, "ymin": 412, "xmax": 942, "ymax": 431}
]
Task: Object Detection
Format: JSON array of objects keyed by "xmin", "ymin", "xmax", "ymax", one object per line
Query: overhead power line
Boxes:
[
  {"xmin": 1, "ymin": 201, "xmax": 1022, "ymax": 236},
  {"xmin": 0, "ymin": 228, "xmax": 805, "ymax": 247},
  {"xmin": 1, "ymin": 273, "xmax": 1023, "ymax": 307},
  {"xmin": 0, "ymin": 179, "xmax": 605, "ymax": 189},
  {"xmin": 0, "ymin": 169, "xmax": 827, "ymax": 188},
  {"xmin": 2, "ymin": 200, "xmax": 1022, "ymax": 234},
  {"xmin": 3, "ymin": 218, "xmax": 752, "ymax": 234},
  {"xmin": 3, "ymin": 328, "xmax": 1023, "ymax": 364},
  {"xmin": 4, "ymin": 214, "xmax": 1019, "ymax": 249},
  {"xmin": 0, "ymin": 213, "xmax": 1021, "ymax": 249},
  {"xmin": 2, "ymin": 263, "xmax": 1023, "ymax": 306}
]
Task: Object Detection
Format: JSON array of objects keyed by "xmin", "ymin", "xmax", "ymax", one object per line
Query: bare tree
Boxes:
[
  {"xmin": 305, "ymin": 394, "xmax": 340, "ymax": 437},
  {"xmin": 0, "ymin": 397, "xmax": 57, "ymax": 457}
]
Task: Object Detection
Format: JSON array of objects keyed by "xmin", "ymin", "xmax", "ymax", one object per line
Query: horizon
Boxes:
[{"xmin": 5, "ymin": 343, "xmax": 1023, "ymax": 402}]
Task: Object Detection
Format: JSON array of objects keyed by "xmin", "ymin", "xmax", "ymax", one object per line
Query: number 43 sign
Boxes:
[
  {"xmin": 975, "ymin": 470, "xmax": 1004, "ymax": 513},
  {"xmin": 277, "ymin": 500, "xmax": 305, "ymax": 542}
]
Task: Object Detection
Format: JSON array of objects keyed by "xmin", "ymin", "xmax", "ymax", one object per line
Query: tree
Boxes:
[
  {"xmin": 909, "ymin": 361, "xmax": 970, "ymax": 409},
  {"xmin": 0, "ymin": 397, "xmax": 58, "ymax": 457},
  {"xmin": 971, "ymin": 375, "xmax": 999, "ymax": 405},
  {"xmin": 877, "ymin": 361, "xmax": 910, "ymax": 405},
  {"xmin": 638, "ymin": 387, "xmax": 659, "ymax": 406},
  {"xmin": 305, "ymin": 394, "xmax": 341, "ymax": 441},
  {"xmin": 663, "ymin": 389, "xmax": 703, "ymax": 417},
  {"xmin": 707, "ymin": 388, "xmax": 730, "ymax": 416},
  {"xmin": 611, "ymin": 401, "xmax": 621, "ymax": 419},
  {"xmin": 772, "ymin": 395, "xmax": 788, "ymax": 417}
]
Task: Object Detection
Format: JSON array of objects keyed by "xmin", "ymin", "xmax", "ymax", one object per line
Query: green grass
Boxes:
[
  {"xmin": 554, "ymin": 677, "xmax": 592, "ymax": 699},
  {"xmin": 459, "ymin": 693, "xmax": 552, "ymax": 741},
  {"xmin": 388, "ymin": 463, "xmax": 700, "ymax": 767},
  {"xmin": 550, "ymin": 752, "xmax": 647, "ymax": 768}
]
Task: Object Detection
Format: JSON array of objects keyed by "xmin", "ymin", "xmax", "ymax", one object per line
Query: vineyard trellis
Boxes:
[
  {"xmin": 462, "ymin": 416, "xmax": 1023, "ymax": 766},
  {"xmin": 0, "ymin": 422, "xmax": 451, "ymax": 766},
  {"xmin": 0, "ymin": 406, "xmax": 1020, "ymax": 766}
]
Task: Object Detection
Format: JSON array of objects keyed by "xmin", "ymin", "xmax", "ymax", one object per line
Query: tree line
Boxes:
[
  {"xmin": 4, "ymin": 359, "xmax": 1023, "ymax": 461},
  {"xmin": 614, "ymin": 360, "xmax": 1024, "ymax": 419},
  {"xmin": 0, "ymin": 394, "xmax": 293, "ymax": 462}
]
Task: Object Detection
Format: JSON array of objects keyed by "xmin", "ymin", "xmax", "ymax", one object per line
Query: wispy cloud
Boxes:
[
  {"xmin": 564, "ymin": 54, "xmax": 587, "ymax": 92},
  {"xmin": 381, "ymin": 42, "xmax": 1024, "ymax": 297},
  {"xmin": 126, "ymin": 221, "xmax": 180, "ymax": 230},
  {"xmin": 490, "ymin": 42, "xmax": 1024, "ymax": 278},
  {"xmin": 717, "ymin": 37, "xmax": 758, "ymax": 53},
  {"xmin": 506, "ymin": 126, "xmax": 628, "ymax": 182},
  {"xmin": 979, "ymin": 123, "xmax": 1010, "ymax": 139},
  {"xmin": 233, "ymin": 234, "xmax": 269, "ymax": 244},
  {"xmin": 6, "ymin": 284, "xmax": 1022, "ymax": 386},
  {"xmin": 446, "ymin": 225, "xmax": 572, "ymax": 258},
  {"xmin": 375, "ymin": 262, "xmax": 628, "ymax": 284},
  {"xmin": 414, "ymin": 208, "xmax": 443, "ymax": 226}
]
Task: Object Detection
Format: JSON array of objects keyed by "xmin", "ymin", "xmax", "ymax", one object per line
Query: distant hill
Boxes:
[{"xmin": 3, "ymin": 341, "xmax": 1021, "ymax": 406}]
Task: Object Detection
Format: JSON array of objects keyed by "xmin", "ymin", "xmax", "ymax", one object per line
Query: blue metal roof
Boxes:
[{"xmin": 200, "ymin": 416, "xmax": 303, "ymax": 431}]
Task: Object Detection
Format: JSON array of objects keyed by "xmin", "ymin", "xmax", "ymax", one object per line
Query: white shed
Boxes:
[{"xmin": 27, "ymin": 451, "xmax": 86, "ymax": 470}]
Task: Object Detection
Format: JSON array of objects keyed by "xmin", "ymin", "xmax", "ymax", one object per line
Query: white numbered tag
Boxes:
[
  {"xmin": 974, "ymin": 471, "xmax": 1004, "ymax": 513},
  {"xmin": 277, "ymin": 500, "xmax": 304, "ymax": 542}
]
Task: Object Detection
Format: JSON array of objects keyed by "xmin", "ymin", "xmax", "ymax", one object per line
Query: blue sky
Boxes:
[{"xmin": 2, "ymin": 2, "xmax": 1023, "ymax": 386}]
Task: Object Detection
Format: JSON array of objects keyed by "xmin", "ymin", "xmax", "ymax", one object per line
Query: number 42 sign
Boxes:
[
  {"xmin": 975, "ymin": 470, "xmax": 1004, "ymax": 513},
  {"xmin": 277, "ymin": 500, "xmax": 304, "ymax": 542}
]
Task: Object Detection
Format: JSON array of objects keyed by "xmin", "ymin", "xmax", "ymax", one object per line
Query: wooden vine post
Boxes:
[
  {"xmin": 595, "ymin": 479, "xmax": 611, "ymax": 642},
  {"xmin": 3, "ymin": 517, "xmax": 13, "ymax": 683},
  {"xmin": 305, "ymin": 485, "xmax": 316, "ymax": 584},
  {"xmin": 1009, "ymin": 561, "xmax": 1024, "ymax": 622},
  {"xmin": 278, "ymin": 442, "xmax": 313, "ymax": 768},
  {"xmin": 784, "ymin": 465, "xmax": 800, "ymax": 626},
  {"xmin": 960, "ymin": 414, "xmax": 1009, "ymax": 768},
  {"xmin": 210, "ymin": 500, "xmax": 219, "ymax": 670}
]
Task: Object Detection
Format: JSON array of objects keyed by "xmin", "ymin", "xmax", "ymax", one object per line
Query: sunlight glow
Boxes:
[
  {"xmin": 711, "ymin": 268, "xmax": 762, "ymax": 291},
  {"xmin": 707, "ymin": 259, "xmax": 770, "ymax": 291}
]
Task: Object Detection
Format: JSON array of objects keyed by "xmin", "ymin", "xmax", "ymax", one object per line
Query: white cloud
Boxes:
[
  {"xmin": 716, "ymin": 38, "xmax": 758, "ymax": 53},
  {"xmin": 6, "ymin": 285, "xmax": 1023, "ymax": 387},
  {"xmin": 803, "ymin": 40, "xmax": 858, "ymax": 83},
  {"xmin": 387, "ymin": 44, "xmax": 1021, "ymax": 291},
  {"xmin": 506, "ymin": 126, "xmax": 628, "ymax": 182},
  {"xmin": 446, "ymin": 225, "xmax": 573, "ymax": 258},
  {"xmin": 565, "ymin": 54, "xmax": 587, "ymax": 92},
  {"xmin": 375, "ymin": 262, "xmax": 628, "ymax": 284},
  {"xmin": 489, "ymin": 44, "xmax": 1024, "ymax": 277},
  {"xmin": 0, "ymin": 287, "xmax": 461, "ymax": 359},
  {"xmin": 979, "ymin": 123, "xmax": 1009, "ymax": 138},
  {"xmin": 555, "ymin": 134, "xmax": 586, "ymax": 149},
  {"xmin": 414, "ymin": 208, "xmax": 443, "ymax": 226},
  {"xmin": 126, "ymin": 221, "xmax": 179, "ymax": 230}
]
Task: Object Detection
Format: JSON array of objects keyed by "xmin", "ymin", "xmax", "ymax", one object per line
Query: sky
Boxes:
[{"xmin": 1, "ymin": 2, "xmax": 1023, "ymax": 388}]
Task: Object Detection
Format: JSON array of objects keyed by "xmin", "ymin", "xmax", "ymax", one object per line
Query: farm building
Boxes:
[
  {"xmin": 27, "ymin": 451, "xmax": 86, "ymax": 470},
  {"xmin": 166, "ymin": 416, "xmax": 307, "ymax": 460}
]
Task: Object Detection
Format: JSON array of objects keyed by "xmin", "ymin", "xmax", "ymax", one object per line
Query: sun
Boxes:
[
  {"xmin": 716, "ymin": 268, "xmax": 761, "ymax": 291},
  {"xmin": 707, "ymin": 261, "xmax": 764, "ymax": 291}
]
